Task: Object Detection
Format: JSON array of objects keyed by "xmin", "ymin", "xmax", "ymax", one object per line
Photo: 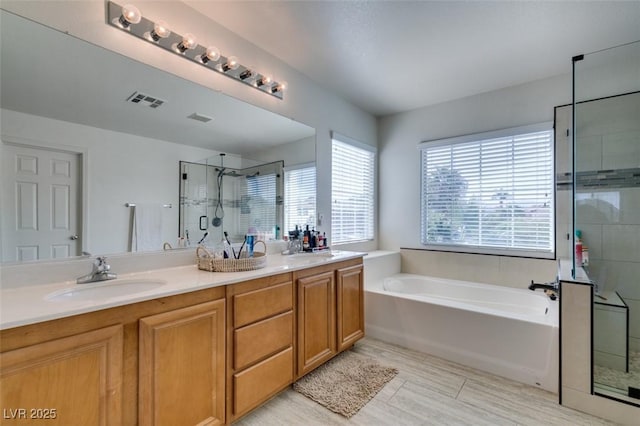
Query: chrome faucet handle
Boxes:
[
  {"xmin": 77, "ymin": 256, "xmax": 116, "ymax": 284},
  {"xmin": 95, "ymin": 256, "xmax": 110, "ymax": 272}
]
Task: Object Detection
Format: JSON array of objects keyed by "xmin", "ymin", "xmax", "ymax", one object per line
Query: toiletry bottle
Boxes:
[
  {"xmin": 310, "ymin": 228, "xmax": 317, "ymax": 249},
  {"xmin": 575, "ymin": 230, "xmax": 583, "ymax": 266},
  {"xmin": 303, "ymin": 225, "xmax": 310, "ymax": 251}
]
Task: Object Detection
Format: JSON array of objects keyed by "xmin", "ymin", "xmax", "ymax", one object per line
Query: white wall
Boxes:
[
  {"xmin": 1, "ymin": 109, "xmax": 218, "ymax": 255},
  {"xmin": 378, "ymin": 74, "xmax": 573, "ymax": 286},
  {"xmin": 251, "ymin": 136, "xmax": 316, "ymax": 169},
  {"xmin": 0, "ymin": 0, "xmax": 378, "ymax": 252}
]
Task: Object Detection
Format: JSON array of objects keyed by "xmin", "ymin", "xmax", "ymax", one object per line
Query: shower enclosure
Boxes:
[
  {"xmin": 572, "ymin": 40, "xmax": 640, "ymax": 403},
  {"xmin": 179, "ymin": 158, "xmax": 284, "ymax": 249}
]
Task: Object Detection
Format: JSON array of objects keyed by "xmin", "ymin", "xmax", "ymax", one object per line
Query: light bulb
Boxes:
[
  {"xmin": 175, "ymin": 33, "xmax": 197, "ymax": 53},
  {"xmin": 221, "ymin": 56, "xmax": 240, "ymax": 72},
  {"xmin": 256, "ymin": 75, "xmax": 272, "ymax": 87},
  {"xmin": 153, "ymin": 21, "xmax": 171, "ymax": 39},
  {"xmin": 117, "ymin": 4, "xmax": 142, "ymax": 28},
  {"xmin": 145, "ymin": 20, "xmax": 171, "ymax": 42},
  {"xmin": 271, "ymin": 81, "xmax": 288, "ymax": 94},
  {"xmin": 200, "ymin": 46, "xmax": 220, "ymax": 64}
]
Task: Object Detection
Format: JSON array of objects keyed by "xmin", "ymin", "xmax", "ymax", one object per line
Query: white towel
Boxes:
[{"xmin": 131, "ymin": 204, "xmax": 163, "ymax": 252}]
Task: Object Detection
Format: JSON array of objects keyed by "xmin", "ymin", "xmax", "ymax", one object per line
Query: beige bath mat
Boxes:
[{"xmin": 293, "ymin": 350, "xmax": 398, "ymax": 418}]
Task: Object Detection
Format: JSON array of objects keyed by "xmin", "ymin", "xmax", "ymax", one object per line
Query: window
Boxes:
[
  {"xmin": 284, "ymin": 163, "xmax": 316, "ymax": 232},
  {"xmin": 419, "ymin": 123, "xmax": 554, "ymax": 257},
  {"xmin": 238, "ymin": 172, "xmax": 277, "ymax": 237},
  {"xmin": 331, "ymin": 133, "xmax": 375, "ymax": 244}
]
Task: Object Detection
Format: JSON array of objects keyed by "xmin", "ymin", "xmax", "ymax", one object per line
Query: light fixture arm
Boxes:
[{"xmin": 106, "ymin": 1, "xmax": 285, "ymax": 99}]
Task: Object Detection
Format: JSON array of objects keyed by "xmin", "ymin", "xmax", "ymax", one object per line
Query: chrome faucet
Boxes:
[
  {"xmin": 528, "ymin": 279, "xmax": 558, "ymax": 300},
  {"xmin": 77, "ymin": 256, "xmax": 117, "ymax": 284}
]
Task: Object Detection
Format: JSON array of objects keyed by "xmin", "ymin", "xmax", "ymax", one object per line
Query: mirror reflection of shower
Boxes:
[
  {"xmin": 179, "ymin": 156, "xmax": 284, "ymax": 249},
  {"xmin": 212, "ymin": 153, "xmax": 226, "ymax": 229}
]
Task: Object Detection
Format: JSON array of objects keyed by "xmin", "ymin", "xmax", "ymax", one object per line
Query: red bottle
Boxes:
[{"xmin": 575, "ymin": 239, "xmax": 583, "ymax": 266}]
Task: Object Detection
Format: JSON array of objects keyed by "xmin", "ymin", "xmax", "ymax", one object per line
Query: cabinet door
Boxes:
[
  {"xmin": 0, "ymin": 324, "xmax": 123, "ymax": 425},
  {"xmin": 297, "ymin": 271, "xmax": 336, "ymax": 377},
  {"xmin": 139, "ymin": 299, "xmax": 225, "ymax": 426},
  {"xmin": 337, "ymin": 264, "xmax": 365, "ymax": 352}
]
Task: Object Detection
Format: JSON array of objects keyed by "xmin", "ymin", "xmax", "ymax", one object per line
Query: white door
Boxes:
[{"xmin": 1, "ymin": 143, "xmax": 81, "ymax": 262}]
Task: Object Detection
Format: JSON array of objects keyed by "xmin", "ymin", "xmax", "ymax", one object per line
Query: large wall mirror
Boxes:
[{"xmin": 0, "ymin": 10, "xmax": 316, "ymax": 263}]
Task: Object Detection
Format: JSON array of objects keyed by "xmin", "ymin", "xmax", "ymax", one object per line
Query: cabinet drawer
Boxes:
[
  {"xmin": 233, "ymin": 347, "xmax": 293, "ymax": 416},
  {"xmin": 233, "ymin": 281, "xmax": 293, "ymax": 327},
  {"xmin": 234, "ymin": 311, "xmax": 293, "ymax": 370}
]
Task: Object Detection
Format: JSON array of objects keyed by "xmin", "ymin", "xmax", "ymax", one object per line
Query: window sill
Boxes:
[{"xmin": 404, "ymin": 245, "xmax": 556, "ymax": 260}]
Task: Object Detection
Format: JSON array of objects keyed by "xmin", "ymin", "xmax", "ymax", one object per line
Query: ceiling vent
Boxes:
[
  {"xmin": 187, "ymin": 112, "xmax": 214, "ymax": 123},
  {"xmin": 126, "ymin": 91, "xmax": 164, "ymax": 108}
]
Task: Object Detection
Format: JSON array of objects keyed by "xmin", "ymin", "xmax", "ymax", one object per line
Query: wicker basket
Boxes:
[{"xmin": 196, "ymin": 241, "xmax": 267, "ymax": 272}]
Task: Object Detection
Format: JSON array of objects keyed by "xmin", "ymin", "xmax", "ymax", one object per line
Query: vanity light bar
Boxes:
[{"xmin": 107, "ymin": 2, "xmax": 285, "ymax": 100}]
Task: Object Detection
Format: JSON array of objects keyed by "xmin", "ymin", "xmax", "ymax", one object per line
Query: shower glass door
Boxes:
[
  {"xmin": 180, "ymin": 159, "xmax": 284, "ymax": 250},
  {"xmin": 573, "ymin": 40, "xmax": 640, "ymax": 403},
  {"xmin": 179, "ymin": 161, "xmax": 209, "ymax": 248}
]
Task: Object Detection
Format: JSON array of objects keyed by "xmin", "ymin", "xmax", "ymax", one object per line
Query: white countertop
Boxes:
[{"xmin": 0, "ymin": 251, "xmax": 364, "ymax": 330}]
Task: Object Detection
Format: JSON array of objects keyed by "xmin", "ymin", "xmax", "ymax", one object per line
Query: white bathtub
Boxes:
[{"xmin": 365, "ymin": 268, "xmax": 559, "ymax": 392}]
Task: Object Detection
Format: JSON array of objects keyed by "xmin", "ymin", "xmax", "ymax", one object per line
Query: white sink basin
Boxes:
[{"xmin": 45, "ymin": 279, "xmax": 167, "ymax": 302}]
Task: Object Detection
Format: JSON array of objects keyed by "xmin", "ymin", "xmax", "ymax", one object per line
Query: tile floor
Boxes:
[{"xmin": 236, "ymin": 337, "xmax": 617, "ymax": 425}]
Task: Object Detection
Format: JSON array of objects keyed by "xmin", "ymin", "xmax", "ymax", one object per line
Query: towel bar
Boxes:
[{"xmin": 125, "ymin": 203, "xmax": 172, "ymax": 208}]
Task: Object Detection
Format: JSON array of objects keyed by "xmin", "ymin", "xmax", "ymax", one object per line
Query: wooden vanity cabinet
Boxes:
[
  {"xmin": 296, "ymin": 270, "xmax": 337, "ymax": 376},
  {"xmin": 336, "ymin": 263, "xmax": 365, "ymax": 352},
  {"xmin": 0, "ymin": 286, "xmax": 226, "ymax": 426},
  {"xmin": 226, "ymin": 273, "xmax": 295, "ymax": 422},
  {"xmin": 0, "ymin": 325, "xmax": 123, "ymax": 425},
  {"xmin": 139, "ymin": 299, "xmax": 226, "ymax": 426},
  {"xmin": 0, "ymin": 256, "xmax": 364, "ymax": 425},
  {"xmin": 295, "ymin": 257, "xmax": 364, "ymax": 378}
]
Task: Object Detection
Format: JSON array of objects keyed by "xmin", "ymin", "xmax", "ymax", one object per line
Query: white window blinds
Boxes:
[
  {"xmin": 237, "ymin": 173, "xmax": 277, "ymax": 236},
  {"xmin": 331, "ymin": 135, "xmax": 375, "ymax": 244},
  {"xmin": 420, "ymin": 124, "xmax": 554, "ymax": 255},
  {"xmin": 284, "ymin": 164, "xmax": 316, "ymax": 232}
]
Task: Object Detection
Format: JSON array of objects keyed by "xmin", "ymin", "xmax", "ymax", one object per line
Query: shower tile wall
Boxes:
[{"xmin": 574, "ymin": 92, "xmax": 640, "ymax": 353}]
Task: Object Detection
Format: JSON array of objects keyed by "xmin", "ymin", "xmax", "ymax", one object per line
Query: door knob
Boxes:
[{"xmin": 70, "ymin": 235, "xmax": 79, "ymax": 240}]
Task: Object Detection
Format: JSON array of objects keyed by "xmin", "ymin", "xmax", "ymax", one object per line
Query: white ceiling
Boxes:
[{"xmin": 186, "ymin": 1, "xmax": 640, "ymax": 116}]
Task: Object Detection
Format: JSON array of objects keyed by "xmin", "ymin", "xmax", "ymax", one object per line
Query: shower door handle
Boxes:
[{"xmin": 199, "ymin": 216, "xmax": 208, "ymax": 230}]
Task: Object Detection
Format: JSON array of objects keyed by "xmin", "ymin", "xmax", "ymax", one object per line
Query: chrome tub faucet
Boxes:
[{"xmin": 77, "ymin": 256, "xmax": 117, "ymax": 284}]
